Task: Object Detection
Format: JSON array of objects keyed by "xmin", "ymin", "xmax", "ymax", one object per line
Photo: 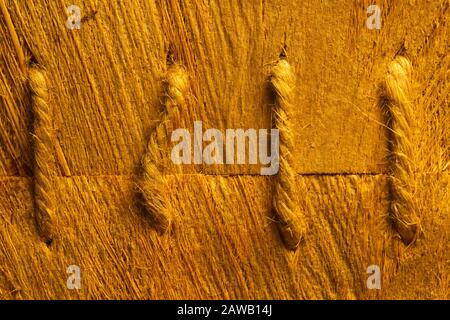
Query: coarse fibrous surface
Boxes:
[{"xmin": 0, "ymin": 0, "xmax": 448, "ymax": 299}]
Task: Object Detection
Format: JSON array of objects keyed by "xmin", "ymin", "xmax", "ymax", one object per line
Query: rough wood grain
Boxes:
[{"xmin": 0, "ymin": 0, "xmax": 448, "ymax": 299}]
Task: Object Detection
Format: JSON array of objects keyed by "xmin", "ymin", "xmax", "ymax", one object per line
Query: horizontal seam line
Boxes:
[{"xmin": 1, "ymin": 172, "xmax": 447, "ymax": 178}]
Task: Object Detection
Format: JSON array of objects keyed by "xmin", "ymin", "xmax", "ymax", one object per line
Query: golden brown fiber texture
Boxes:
[
  {"xmin": 139, "ymin": 63, "xmax": 189, "ymax": 233},
  {"xmin": 270, "ymin": 58, "xmax": 306, "ymax": 250},
  {"xmin": 384, "ymin": 56, "xmax": 420, "ymax": 245},
  {"xmin": 0, "ymin": 0, "xmax": 449, "ymax": 300},
  {"xmin": 0, "ymin": 0, "xmax": 25, "ymax": 74},
  {"xmin": 29, "ymin": 66, "xmax": 55, "ymax": 244}
]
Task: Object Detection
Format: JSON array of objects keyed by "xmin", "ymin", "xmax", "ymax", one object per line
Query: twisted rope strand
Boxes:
[
  {"xmin": 140, "ymin": 64, "xmax": 188, "ymax": 234},
  {"xmin": 270, "ymin": 58, "xmax": 306, "ymax": 250},
  {"xmin": 384, "ymin": 56, "xmax": 420, "ymax": 245},
  {"xmin": 29, "ymin": 66, "xmax": 55, "ymax": 245}
]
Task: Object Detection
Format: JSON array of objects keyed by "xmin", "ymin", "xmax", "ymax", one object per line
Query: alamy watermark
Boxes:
[
  {"xmin": 66, "ymin": 4, "xmax": 382, "ymax": 31},
  {"xmin": 170, "ymin": 121, "xmax": 279, "ymax": 175},
  {"xmin": 366, "ymin": 265, "xmax": 381, "ymax": 289},
  {"xmin": 367, "ymin": 5, "xmax": 382, "ymax": 30},
  {"xmin": 66, "ymin": 5, "xmax": 81, "ymax": 30},
  {"xmin": 67, "ymin": 265, "xmax": 81, "ymax": 290}
]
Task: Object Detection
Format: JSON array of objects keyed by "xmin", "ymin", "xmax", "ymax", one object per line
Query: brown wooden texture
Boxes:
[{"xmin": 0, "ymin": 0, "xmax": 449, "ymax": 299}]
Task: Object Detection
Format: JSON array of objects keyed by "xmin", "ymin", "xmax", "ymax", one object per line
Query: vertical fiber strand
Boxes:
[
  {"xmin": 384, "ymin": 56, "xmax": 420, "ymax": 245},
  {"xmin": 140, "ymin": 64, "xmax": 188, "ymax": 234},
  {"xmin": 270, "ymin": 57, "xmax": 306, "ymax": 250},
  {"xmin": 29, "ymin": 66, "xmax": 55, "ymax": 245},
  {"xmin": 0, "ymin": 0, "xmax": 26, "ymax": 75}
]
